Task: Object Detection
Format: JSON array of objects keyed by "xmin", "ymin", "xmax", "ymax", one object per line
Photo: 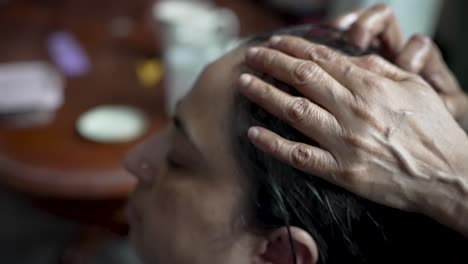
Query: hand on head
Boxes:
[
  {"xmin": 238, "ymin": 4, "xmax": 468, "ymax": 238},
  {"xmin": 331, "ymin": 4, "xmax": 468, "ymax": 120}
]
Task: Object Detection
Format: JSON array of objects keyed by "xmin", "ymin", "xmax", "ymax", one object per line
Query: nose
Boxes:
[
  {"xmin": 124, "ymin": 130, "xmax": 169, "ymax": 186},
  {"xmin": 124, "ymin": 142, "xmax": 152, "ymax": 185}
]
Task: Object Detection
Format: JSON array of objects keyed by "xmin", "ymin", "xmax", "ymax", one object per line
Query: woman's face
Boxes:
[{"xmin": 125, "ymin": 47, "xmax": 260, "ymax": 264}]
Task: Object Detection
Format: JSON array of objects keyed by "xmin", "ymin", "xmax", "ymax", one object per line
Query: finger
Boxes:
[
  {"xmin": 349, "ymin": 54, "xmax": 414, "ymax": 82},
  {"xmin": 346, "ymin": 4, "xmax": 404, "ymax": 55},
  {"xmin": 395, "ymin": 34, "xmax": 432, "ymax": 73},
  {"xmin": 329, "ymin": 9, "xmax": 364, "ymax": 30},
  {"xmin": 419, "ymin": 42, "xmax": 461, "ymax": 96},
  {"xmin": 247, "ymin": 126, "xmax": 338, "ymax": 177},
  {"xmin": 238, "ymin": 73, "xmax": 341, "ymax": 146},
  {"xmin": 443, "ymin": 94, "xmax": 468, "ymax": 120},
  {"xmin": 268, "ymin": 35, "xmax": 386, "ymax": 93},
  {"xmin": 245, "ymin": 46, "xmax": 352, "ymax": 114},
  {"xmin": 397, "ymin": 35, "xmax": 461, "ymax": 94}
]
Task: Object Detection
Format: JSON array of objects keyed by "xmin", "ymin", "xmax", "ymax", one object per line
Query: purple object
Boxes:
[{"xmin": 47, "ymin": 31, "xmax": 90, "ymax": 77}]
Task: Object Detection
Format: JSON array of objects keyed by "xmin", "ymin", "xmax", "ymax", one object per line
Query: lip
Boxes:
[{"xmin": 125, "ymin": 199, "xmax": 141, "ymax": 227}]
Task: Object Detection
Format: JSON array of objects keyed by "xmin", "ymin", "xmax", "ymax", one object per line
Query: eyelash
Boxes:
[{"xmin": 166, "ymin": 155, "xmax": 183, "ymax": 169}]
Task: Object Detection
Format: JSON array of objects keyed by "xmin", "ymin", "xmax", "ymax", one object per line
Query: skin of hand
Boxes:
[
  {"xmin": 238, "ymin": 36, "xmax": 468, "ymax": 237},
  {"xmin": 331, "ymin": 3, "xmax": 468, "ymax": 127}
]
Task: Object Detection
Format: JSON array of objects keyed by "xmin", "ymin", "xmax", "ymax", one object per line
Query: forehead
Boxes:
[{"xmin": 178, "ymin": 46, "xmax": 247, "ymax": 168}]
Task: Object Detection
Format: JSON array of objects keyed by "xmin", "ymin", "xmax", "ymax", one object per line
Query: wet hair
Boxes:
[{"xmin": 231, "ymin": 25, "xmax": 468, "ymax": 264}]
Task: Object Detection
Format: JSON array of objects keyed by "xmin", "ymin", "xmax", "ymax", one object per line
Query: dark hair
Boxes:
[{"xmin": 231, "ymin": 25, "xmax": 468, "ymax": 264}]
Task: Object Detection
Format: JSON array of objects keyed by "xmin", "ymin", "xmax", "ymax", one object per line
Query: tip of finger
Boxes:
[
  {"xmin": 238, "ymin": 73, "xmax": 253, "ymax": 88},
  {"xmin": 333, "ymin": 13, "xmax": 360, "ymax": 31},
  {"xmin": 248, "ymin": 127, "xmax": 260, "ymax": 140},
  {"xmin": 268, "ymin": 35, "xmax": 282, "ymax": 47},
  {"xmin": 246, "ymin": 47, "xmax": 260, "ymax": 60}
]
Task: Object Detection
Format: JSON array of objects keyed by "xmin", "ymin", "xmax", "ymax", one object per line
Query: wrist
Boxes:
[
  {"xmin": 423, "ymin": 176, "xmax": 468, "ymax": 238},
  {"xmin": 452, "ymin": 196, "xmax": 468, "ymax": 238},
  {"xmin": 419, "ymin": 137, "xmax": 468, "ymax": 237},
  {"xmin": 439, "ymin": 189, "xmax": 468, "ymax": 238},
  {"xmin": 457, "ymin": 93, "xmax": 468, "ymax": 132},
  {"xmin": 460, "ymin": 112, "xmax": 468, "ymax": 133}
]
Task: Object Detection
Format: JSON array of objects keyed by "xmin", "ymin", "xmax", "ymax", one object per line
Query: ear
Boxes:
[{"xmin": 254, "ymin": 226, "xmax": 319, "ymax": 264}]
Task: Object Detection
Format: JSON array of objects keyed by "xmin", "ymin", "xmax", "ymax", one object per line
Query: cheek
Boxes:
[
  {"xmin": 135, "ymin": 176, "xmax": 248, "ymax": 264},
  {"xmin": 154, "ymin": 179, "xmax": 231, "ymax": 241}
]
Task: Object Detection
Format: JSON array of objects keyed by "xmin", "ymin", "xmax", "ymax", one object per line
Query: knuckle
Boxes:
[
  {"xmin": 349, "ymin": 99, "xmax": 382, "ymax": 130},
  {"xmin": 330, "ymin": 16, "xmax": 346, "ymax": 29},
  {"xmin": 350, "ymin": 20, "xmax": 368, "ymax": 35},
  {"xmin": 371, "ymin": 3, "xmax": 392, "ymax": 15},
  {"xmin": 409, "ymin": 34, "xmax": 443, "ymax": 63},
  {"xmin": 307, "ymin": 45, "xmax": 335, "ymax": 62},
  {"xmin": 291, "ymin": 144, "xmax": 312, "ymax": 168},
  {"xmin": 362, "ymin": 54, "xmax": 385, "ymax": 67},
  {"xmin": 267, "ymin": 137, "xmax": 283, "ymax": 155},
  {"xmin": 395, "ymin": 56, "xmax": 414, "ymax": 72},
  {"xmin": 286, "ymin": 97, "xmax": 311, "ymax": 124},
  {"xmin": 340, "ymin": 165, "xmax": 362, "ymax": 186},
  {"xmin": 443, "ymin": 97, "xmax": 457, "ymax": 116},
  {"xmin": 344, "ymin": 134, "xmax": 367, "ymax": 150},
  {"xmin": 252, "ymin": 79, "xmax": 273, "ymax": 99},
  {"xmin": 352, "ymin": 100, "xmax": 368, "ymax": 115},
  {"xmin": 409, "ymin": 33, "xmax": 431, "ymax": 47},
  {"xmin": 362, "ymin": 75, "xmax": 384, "ymax": 90},
  {"xmin": 263, "ymin": 50, "xmax": 279, "ymax": 67},
  {"xmin": 291, "ymin": 61, "xmax": 318, "ymax": 86},
  {"xmin": 408, "ymin": 74, "xmax": 426, "ymax": 85},
  {"xmin": 341, "ymin": 63, "xmax": 355, "ymax": 79}
]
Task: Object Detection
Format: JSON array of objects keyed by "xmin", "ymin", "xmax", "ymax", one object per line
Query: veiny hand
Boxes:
[
  {"xmin": 395, "ymin": 36, "xmax": 468, "ymax": 121},
  {"xmin": 238, "ymin": 36, "xmax": 468, "ymax": 237},
  {"xmin": 331, "ymin": 4, "xmax": 468, "ymax": 122}
]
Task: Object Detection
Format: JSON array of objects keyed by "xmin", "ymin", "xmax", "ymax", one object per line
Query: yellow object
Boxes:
[{"xmin": 136, "ymin": 59, "xmax": 164, "ymax": 88}]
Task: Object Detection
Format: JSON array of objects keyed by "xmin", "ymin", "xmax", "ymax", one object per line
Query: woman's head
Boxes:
[{"xmin": 125, "ymin": 25, "xmax": 467, "ymax": 264}]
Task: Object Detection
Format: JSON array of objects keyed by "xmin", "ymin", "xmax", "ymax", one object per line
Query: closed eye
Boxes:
[{"xmin": 166, "ymin": 155, "xmax": 184, "ymax": 169}]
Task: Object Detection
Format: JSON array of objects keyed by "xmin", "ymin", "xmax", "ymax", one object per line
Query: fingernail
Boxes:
[
  {"xmin": 248, "ymin": 127, "xmax": 260, "ymax": 139},
  {"xmin": 269, "ymin": 36, "xmax": 282, "ymax": 46},
  {"xmin": 239, "ymin": 74, "xmax": 252, "ymax": 86},
  {"xmin": 247, "ymin": 47, "xmax": 259, "ymax": 59}
]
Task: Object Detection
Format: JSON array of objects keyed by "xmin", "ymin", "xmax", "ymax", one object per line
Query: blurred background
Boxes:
[{"xmin": 0, "ymin": 0, "xmax": 466, "ymax": 263}]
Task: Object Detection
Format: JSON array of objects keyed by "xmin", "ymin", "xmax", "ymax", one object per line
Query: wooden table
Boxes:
[
  {"xmin": 0, "ymin": 0, "xmax": 284, "ymax": 200},
  {"xmin": 0, "ymin": 0, "xmax": 166, "ymax": 200},
  {"xmin": 0, "ymin": 0, "xmax": 283, "ymax": 262}
]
